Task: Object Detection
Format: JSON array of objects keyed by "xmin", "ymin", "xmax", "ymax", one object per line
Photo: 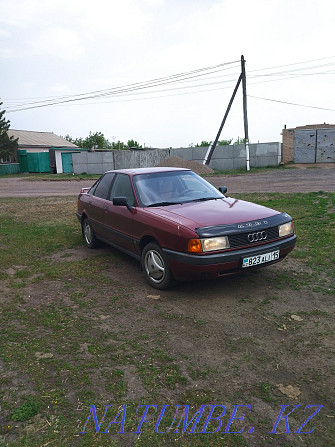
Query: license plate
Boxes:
[{"xmin": 242, "ymin": 250, "xmax": 280, "ymax": 268}]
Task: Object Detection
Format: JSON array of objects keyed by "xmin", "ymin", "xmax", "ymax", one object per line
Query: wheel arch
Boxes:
[
  {"xmin": 139, "ymin": 235, "xmax": 158, "ymax": 254},
  {"xmin": 80, "ymin": 212, "xmax": 88, "ymax": 223}
]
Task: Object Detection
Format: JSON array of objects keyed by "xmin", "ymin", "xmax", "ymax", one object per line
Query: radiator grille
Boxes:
[{"xmin": 228, "ymin": 227, "xmax": 279, "ymax": 248}]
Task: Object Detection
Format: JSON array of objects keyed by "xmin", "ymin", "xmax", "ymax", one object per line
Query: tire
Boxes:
[
  {"xmin": 142, "ymin": 243, "xmax": 174, "ymax": 290},
  {"xmin": 82, "ymin": 218, "xmax": 99, "ymax": 249}
]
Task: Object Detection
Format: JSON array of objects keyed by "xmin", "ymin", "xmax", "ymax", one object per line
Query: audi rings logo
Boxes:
[{"xmin": 248, "ymin": 231, "xmax": 267, "ymax": 242}]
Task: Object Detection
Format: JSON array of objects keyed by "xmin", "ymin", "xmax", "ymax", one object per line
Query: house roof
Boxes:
[{"xmin": 8, "ymin": 129, "xmax": 79, "ymax": 148}]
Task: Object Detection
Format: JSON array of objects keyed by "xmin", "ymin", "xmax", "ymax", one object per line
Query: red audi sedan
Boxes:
[{"xmin": 77, "ymin": 167, "xmax": 296, "ymax": 289}]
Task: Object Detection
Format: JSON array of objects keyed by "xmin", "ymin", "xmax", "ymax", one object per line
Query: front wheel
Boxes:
[
  {"xmin": 142, "ymin": 243, "xmax": 174, "ymax": 290},
  {"xmin": 82, "ymin": 218, "xmax": 99, "ymax": 249}
]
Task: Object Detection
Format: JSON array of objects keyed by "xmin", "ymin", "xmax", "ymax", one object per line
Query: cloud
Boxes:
[
  {"xmin": 0, "ymin": 0, "xmax": 154, "ymax": 59},
  {"xmin": 78, "ymin": 0, "xmax": 154, "ymax": 40},
  {"xmin": 0, "ymin": 29, "xmax": 11, "ymax": 37},
  {"xmin": 28, "ymin": 27, "xmax": 85, "ymax": 60}
]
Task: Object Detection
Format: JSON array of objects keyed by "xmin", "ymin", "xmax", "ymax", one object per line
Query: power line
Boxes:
[
  {"xmin": 249, "ymin": 62, "xmax": 335, "ymax": 78},
  {"xmin": 6, "ymin": 61, "xmax": 335, "ymax": 108},
  {"xmin": 247, "ymin": 55, "xmax": 335, "ymax": 73},
  {"xmin": 7, "ymin": 70, "xmax": 335, "ymax": 112},
  {"xmin": 248, "ymin": 95, "xmax": 335, "ymax": 112},
  {"xmin": 5, "ymin": 60, "xmax": 241, "ymax": 111},
  {"xmin": 6, "ymin": 67, "xmax": 335, "ymax": 112},
  {"xmin": 4, "ymin": 56, "xmax": 335, "ymax": 113},
  {"xmin": 6, "ymin": 55, "xmax": 335, "ymax": 103}
]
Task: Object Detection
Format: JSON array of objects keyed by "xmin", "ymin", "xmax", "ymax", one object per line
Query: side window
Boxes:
[
  {"xmin": 109, "ymin": 174, "xmax": 136, "ymax": 206},
  {"xmin": 93, "ymin": 173, "xmax": 115, "ymax": 199},
  {"xmin": 88, "ymin": 182, "xmax": 98, "ymax": 195},
  {"xmin": 88, "ymin": 178, "xmax": 100, "ymax": 195}
]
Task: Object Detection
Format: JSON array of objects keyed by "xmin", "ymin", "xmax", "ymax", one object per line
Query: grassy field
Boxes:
[{"xmin": 0, "ymin": 192, "xmax": 334, "ymax": 447}]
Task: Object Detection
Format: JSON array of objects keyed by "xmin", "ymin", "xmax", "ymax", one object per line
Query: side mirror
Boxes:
[
  {"xmin": 113, "ymin": 196, "xmax": 133, "ymax": 211},
  {"xmin": 218, "ymin": 186, "xmax": 228, "ymax": 195}
]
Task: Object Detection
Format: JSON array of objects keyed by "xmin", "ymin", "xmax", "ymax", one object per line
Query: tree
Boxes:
[
  {"xmin": 192, "ymin": 139, "xmax": 233, "ymax": 147},
  {"xmin": 197, "ymin": 141, "xmax": 210, "ymax": 147},
  {"xmin": 111, "ymin": 141, "xmax": 125, "ymax": 150},
  {"xmin": 64, "ymin": 132, "xmax": 112, "ymax": 149},
  {"xmin": 83, "ymin": 131, "xmax": 112, "ymax": 149},
  {"xmin": 233, "ymin": 137, "xmax": 247, "ymax": 145},
  {"xmin": 0, "ymin": 102, "xmax": 18, "ymax": 162},
  {"xmin": 126, "ymin": 139, "xmax": 142, "ymax": 149},
  {"xmin": 64, "ymin": 134, "xmax": 144, "ymax": 150},
  {"xmin": 63, "ymin": 134, "xmax": 82, "ymax": 146},
  {"xmin": 218, "ymin": 138, "xmax": 233, "ymax": 145}
]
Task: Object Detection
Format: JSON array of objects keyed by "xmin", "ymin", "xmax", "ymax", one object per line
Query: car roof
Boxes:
[{"xmin": 105, "ymin": 167, "xmax": 191, "ymax": 175}]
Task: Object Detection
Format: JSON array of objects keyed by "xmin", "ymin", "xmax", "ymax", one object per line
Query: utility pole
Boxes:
[
  {"xmin": 241, "ymin": 55, "xmax": 250, "ymax": 171},
  {"xmin": 204, "ymin": 55, "xmax": 250, "ymax": 170}
]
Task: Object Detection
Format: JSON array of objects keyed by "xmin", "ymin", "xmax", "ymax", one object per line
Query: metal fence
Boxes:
[
  {"xmin": 294, "ymin": 129, "xmax": 335, "ymax": 163},
  {"xmin": 0, "ymin": 163, "xmax": 20, "ymax": 176}
]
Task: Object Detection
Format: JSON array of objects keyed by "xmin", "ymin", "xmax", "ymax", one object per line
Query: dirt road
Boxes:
[
  {"xmin": 207, "ymin": 165, "xmax": 335, "ymax": 193},
  {"xmin": 0, "ymin": 165, "xmax": 334, "ymax": 197}
]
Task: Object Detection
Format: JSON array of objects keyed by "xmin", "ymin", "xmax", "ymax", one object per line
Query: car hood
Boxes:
[{"xmin": 146, "ymin": 197, "xmax": 280, "ymax": 230}]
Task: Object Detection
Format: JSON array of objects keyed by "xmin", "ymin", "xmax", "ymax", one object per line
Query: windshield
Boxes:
[{"xmin": 133, "ymin": 170, "xmax": 223, "ymax": 207}]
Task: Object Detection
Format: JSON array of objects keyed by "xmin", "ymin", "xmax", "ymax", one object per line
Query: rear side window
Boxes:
[{"xmin": 93, "ymin": 173, "xmax": 115, "ymax": 199}]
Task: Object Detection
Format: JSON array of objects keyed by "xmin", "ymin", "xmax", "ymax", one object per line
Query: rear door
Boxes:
[{"xmin": 88, "ymin": 173, "xmax": 115, "ymax": 240}]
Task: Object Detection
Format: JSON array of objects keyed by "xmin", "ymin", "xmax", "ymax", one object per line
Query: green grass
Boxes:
[
  {"xmin": 236, "ymin": 192, "xmax": 335, "ymax": 281},
  {"xmin": 0, "ymin": 194, "xmax": 334, "ymax": 446},
  {"xmin": 10, "ymin": 397, "xmax": 41, "ymax": 422},
  {"xmin": 209, "ymin": 164, "xmax": 292, "ymax": 176},
  {"xmin": 2, "ymin": 172, "xmax": 100, "ymax": 181}
]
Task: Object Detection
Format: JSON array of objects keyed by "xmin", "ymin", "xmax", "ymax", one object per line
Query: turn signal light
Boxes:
[{"xmin": 188, "ymin": 239, "xmax": 202, "ymax": 253}]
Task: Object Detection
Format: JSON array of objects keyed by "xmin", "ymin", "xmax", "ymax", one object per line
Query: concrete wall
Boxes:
[
  {"xmin": 207, "ymin": 142, "xmax": 281, "ymax": 170},
  {"xmin": 72, "ymin": 142, "xmax": 281, "ymax": 174}
]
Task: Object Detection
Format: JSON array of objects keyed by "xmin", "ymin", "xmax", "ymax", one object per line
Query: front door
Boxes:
[
  {"xmin": 105, "ymin": 173, "xmax": 136, "ymax": 253},
  {"xmin": 61, "ymin": 152, "xmax": 73, "ymax": 173}
]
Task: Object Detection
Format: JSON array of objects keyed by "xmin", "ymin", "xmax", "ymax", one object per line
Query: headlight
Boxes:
[
  {"xmin": 202, "ymin": 237, "xmax": 230, "ymax": 252},
  {"xmin": 278, "ymin": 221, "xmax": 294, "ymax": 237},
  {"xmin": 188, "ymin": 237, "xmax": 230, "ymax": 253}
]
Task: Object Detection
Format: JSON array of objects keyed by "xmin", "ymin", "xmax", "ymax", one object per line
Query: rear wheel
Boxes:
[
  {"xmin": 142, "ymin": 243, "xmax": 174, "ymax": 290},
  {"xmin": 82, "ymin": 218, "xmax": 99, "ymax": 248}
]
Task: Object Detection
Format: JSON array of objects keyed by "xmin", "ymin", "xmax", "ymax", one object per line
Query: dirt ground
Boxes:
[
  {"xmin": 0, "ymin": 164, "xmax": 334, "ymax": 196},
  {"xmin": 4, "ymin": 242, "xmax": 333, "ymax": 446}
]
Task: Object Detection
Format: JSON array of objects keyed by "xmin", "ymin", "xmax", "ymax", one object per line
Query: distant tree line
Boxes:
[
  {"xmin": 64, "ymin": 132, "xmax": 142, "ymax": 150},
  {"xmin": 191, "ymin": 137, "xmax": 247, "ymax": 147},
  {"xmin": 64, "ymin": 132, "xmax": 248, "ymax": 151}
]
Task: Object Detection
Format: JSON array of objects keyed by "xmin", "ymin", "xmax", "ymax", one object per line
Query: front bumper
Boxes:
[{"xmin": 163, "ymin": 234, "xmax": 296, "ymax": 280}]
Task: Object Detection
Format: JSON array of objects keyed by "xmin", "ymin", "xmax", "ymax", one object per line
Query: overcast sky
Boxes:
[{"xmin": 1, "ymin": 0, "xmax": 334, "ymax": 148}]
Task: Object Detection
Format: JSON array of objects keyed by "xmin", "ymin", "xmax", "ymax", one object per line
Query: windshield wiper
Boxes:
[
  {"xmin": 187, "ymin": 197, "xmax": 220, "ymax": 203},
  {"xmin": 147, "ymin": 201, "xmax": 182, "ymax": 207}
]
